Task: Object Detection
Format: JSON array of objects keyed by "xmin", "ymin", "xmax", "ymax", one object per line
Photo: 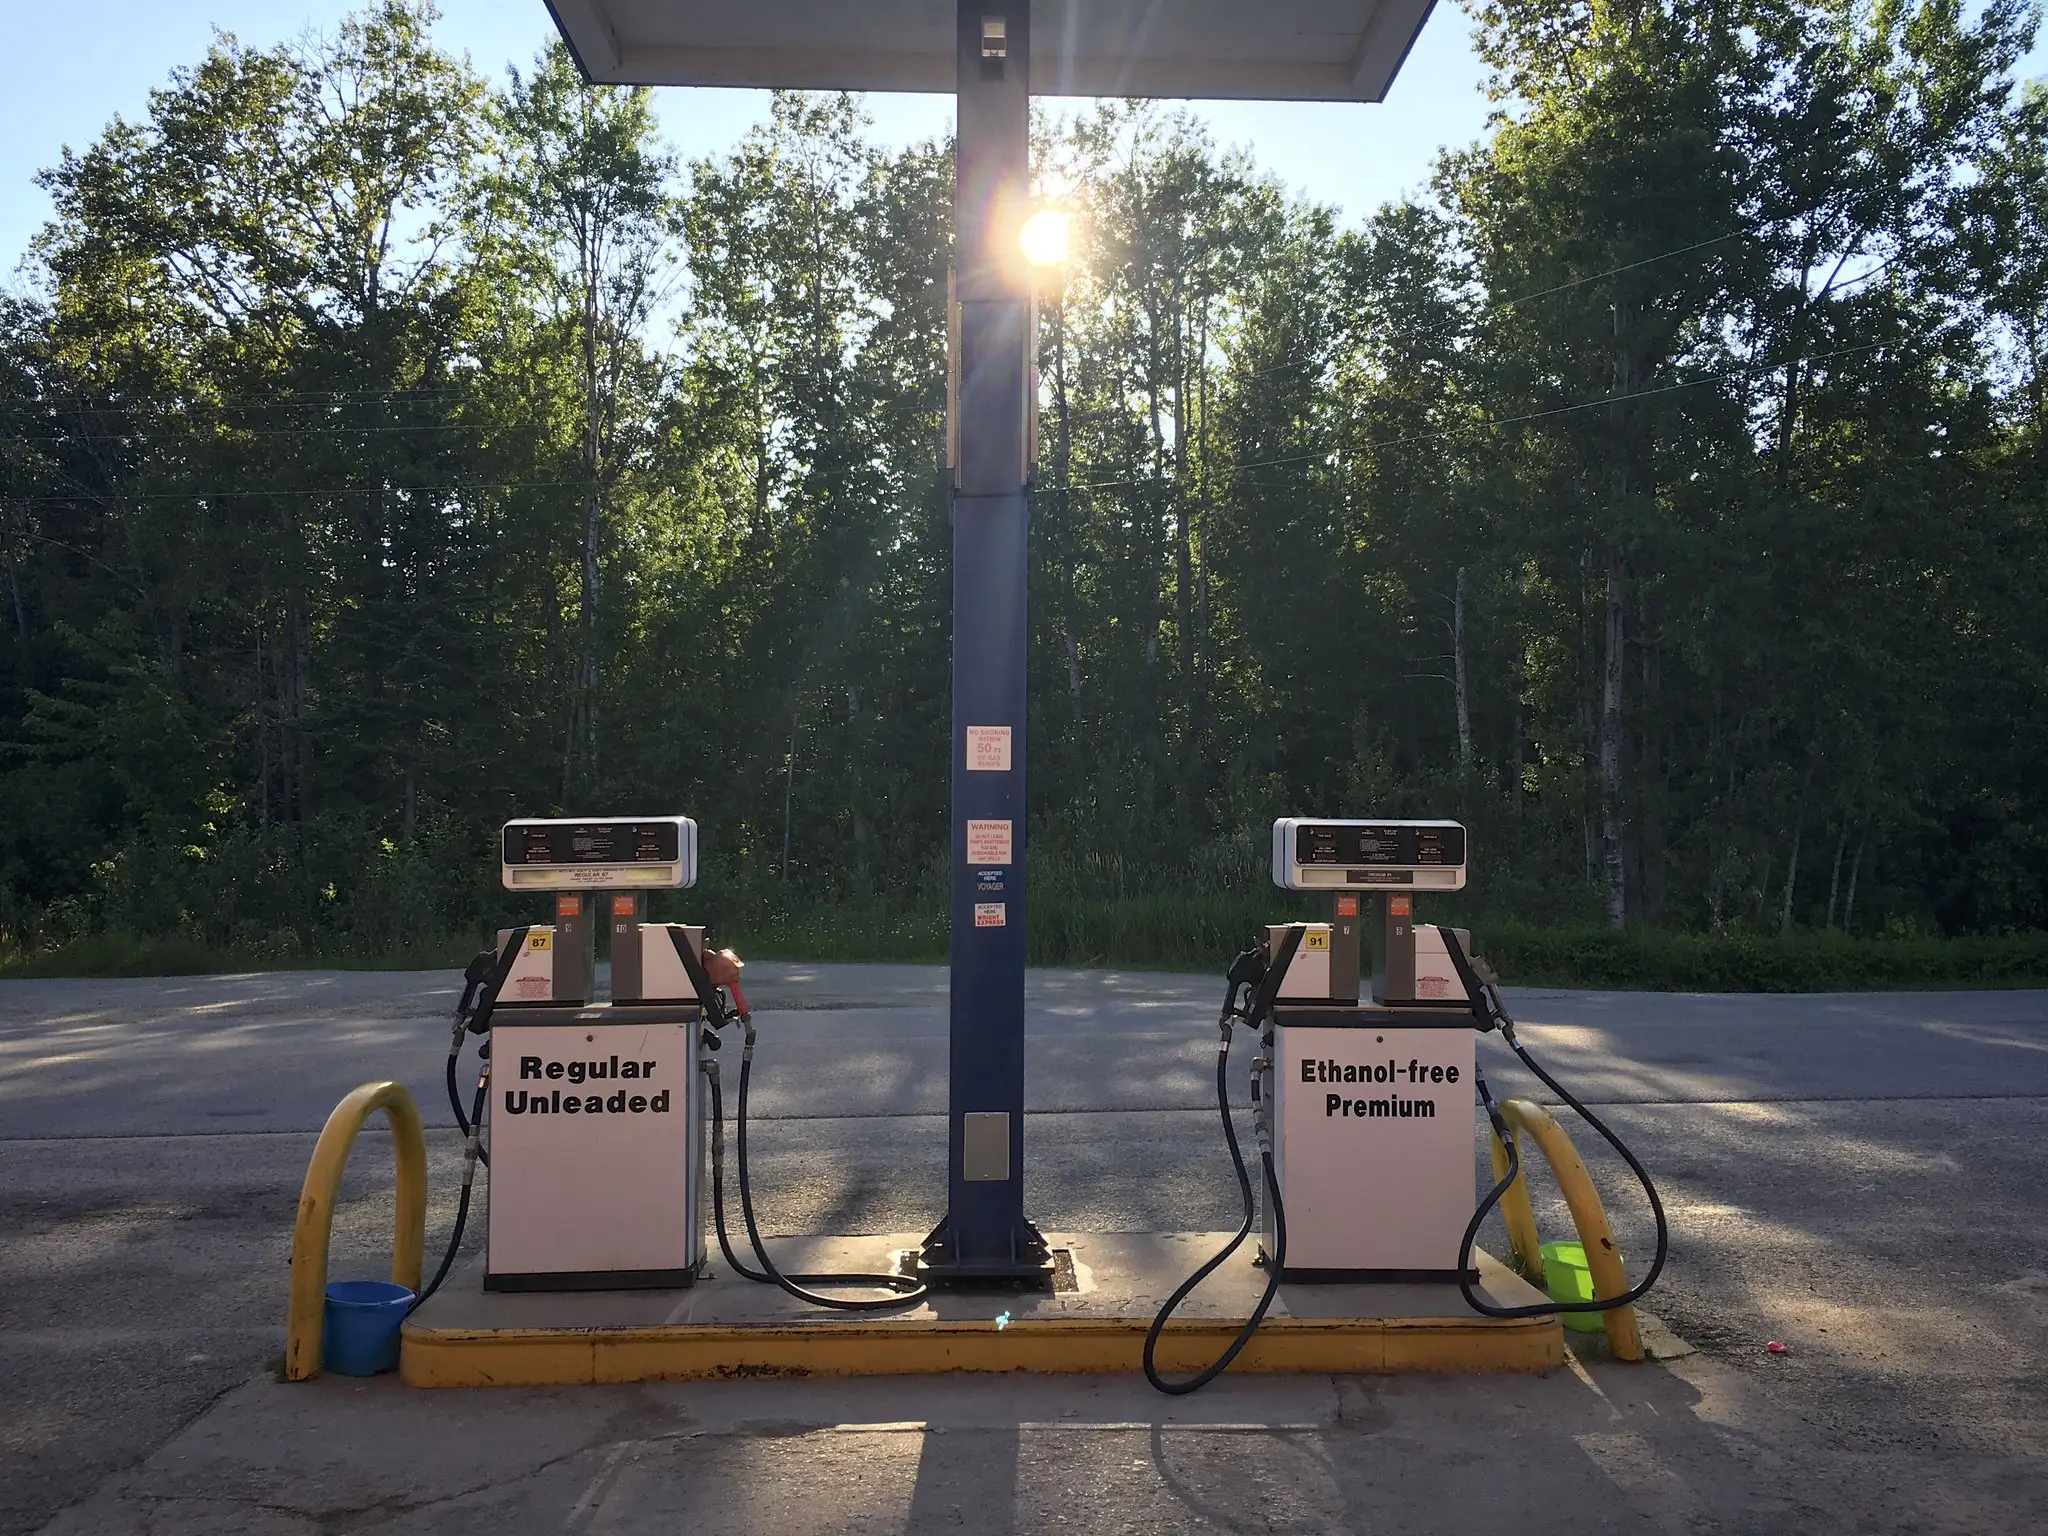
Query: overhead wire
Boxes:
[
  {"xmin": 1488, "ymin": 230, "xmax": 1744, "ymax": 312},
  {"xmin": 1104, "ymin": 229, "xmax": 1751, "ymax": 391},
  {"xmin": 0, "ymin": 232, "xmax": 1826, "ymax": 506},
  {"xmin": 4, "ymin": 337, "xmax": 1884, "ymax": 506},
  {"xmin": 2, "ymin": 422, "xmax": 484, "ymax": 441},
  {"xmin": 1064, "ymin": 338, "xmax": 1886, "ymax": 495},
  {"xmin": 5, "ymin": 478, "xmax": 597, "ymax": 505}
]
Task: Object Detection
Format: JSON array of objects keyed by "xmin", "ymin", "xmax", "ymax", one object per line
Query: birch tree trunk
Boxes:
[
  {"xmin": 1453, "ymin": 565, "xmax": 1472, "ymax": 778},
  {"xmin": 1598, "ymin": 551, "xmax": 1629, "ymax": 929},
  {"xmin": 1824, "ymin": 830, "xmax": 1847, "ymax": 929},
  {"xmin": 1779, "ymin": 819, "xmax": 1803, "ymax": 934},
  {"xmin": 1843, "ymin": 833, "xmax": 1866, "ymax": 935}
]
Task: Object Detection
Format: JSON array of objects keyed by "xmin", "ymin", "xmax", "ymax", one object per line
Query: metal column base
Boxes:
[{"xmin": 916, "ymin": 1214, "xmax": 1056, "ymax": 1288}]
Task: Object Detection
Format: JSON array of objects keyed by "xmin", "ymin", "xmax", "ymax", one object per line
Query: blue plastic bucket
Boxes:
[{"xmin": 323, "ymin": 1280, "xmax": 415, "ymax": 1376}]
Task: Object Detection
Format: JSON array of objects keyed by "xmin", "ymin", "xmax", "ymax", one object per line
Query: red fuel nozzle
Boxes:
[{"xmin": 705, "ymin": 947, "xmax": 749, "ymax": 1017}]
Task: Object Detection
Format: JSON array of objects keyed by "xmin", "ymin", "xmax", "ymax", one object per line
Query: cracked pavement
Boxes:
[{"xmin": 3, "ymin": 966, "xmax": 2045, "ymax": 1532}]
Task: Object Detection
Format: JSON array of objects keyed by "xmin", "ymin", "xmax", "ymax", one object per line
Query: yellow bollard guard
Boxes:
[
  {"xmin": 1495, "ymin": 1097, "xmax": 1644, "ymax": 1362},
  {"xmin": 285, "ymin": 1081, "xmax": 428, "ymax": 1381}
]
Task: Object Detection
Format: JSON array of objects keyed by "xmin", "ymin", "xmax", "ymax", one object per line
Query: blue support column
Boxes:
[{"xmin": 919, "ymin": 0, "xmax": 1051, "ymax": 1283}]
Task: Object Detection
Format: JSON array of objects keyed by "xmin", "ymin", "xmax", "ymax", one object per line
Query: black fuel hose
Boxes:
[
  {"xmin": 416, "ymin": 1066, "xmax": 488, "ymax": 1306},
  {"xmin": 416, "ymin": 929, "xmax": 527, "ymax": 1310},
  {"xmin": 444, "ymin": 1051, "xmax": 480, "ymax": 1167},
  {"xmin": 1142, "ymin": 1027, "xmax": 1288, "ymax": 1394},
  {"xmin": 1143, "ymin": 925, "xmax": 1303, "ymax": 1395},
  {"xmin": 442, "ymin": 932, "xmax": 528, "ymax": 1167},
  {"xmin": 659, "ymin": 927, "xmax": 926, "ymax": 1310},
  {"xmin": 705, "ymin": 1063, "xmax": 924, "ymax": 1300},
  {"xmin": 716, "ymin": 1017, "xmax": 930, "ymax": 1308},
  {"xmin": 1439, "ymin": 929, "xmax": 1669, "ymax": 1320}
]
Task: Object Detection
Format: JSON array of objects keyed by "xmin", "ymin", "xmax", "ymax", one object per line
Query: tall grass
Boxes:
[{"xmin": 8, "ymin": 895, "xmax": 2044, "ymax": 991}]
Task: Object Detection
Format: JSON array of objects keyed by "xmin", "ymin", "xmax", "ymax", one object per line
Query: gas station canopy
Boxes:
[{"xmin": 542, "ymin": 0, "xmax": 1436, "ymax": 101}]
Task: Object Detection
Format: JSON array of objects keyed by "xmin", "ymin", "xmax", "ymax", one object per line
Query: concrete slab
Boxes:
[
  {"xmin": 400, "ymin": 1233, "xmax": 1563, "ymax": 1385},
  {"xmin": 10, "ymin": 968, "xmax": 2048, "ymax": 1533}
]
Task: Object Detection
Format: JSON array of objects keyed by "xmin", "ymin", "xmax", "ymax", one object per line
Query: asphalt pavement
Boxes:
[{"xmin": 3, "ymin": 964, "xmax": 2045, "ymax": 1532}]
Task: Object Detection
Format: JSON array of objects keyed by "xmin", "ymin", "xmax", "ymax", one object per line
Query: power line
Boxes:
[
  {"xmin": 5, "ymin": 478, "xmax": 595, "ymax": 506},
  {"xmin": 5, "ymin": 341, "xmax": 1886, "ymax": 504},
  {"xmin": 0, "ymin": 384, "xmax": 493, "ymax": 415},
  {"xmin": 1, "ymin": 423, "xmax": 483, "ymax": 445},
  {"xmin": 1063, "ymin": 230, "xmax": 1753, "ymax": 394},
  {"xmin": 1066, "ymin": 339, "xmax": 1885, "ymax": 494},
  {"xmin": 1490, "ymin": 231, "xmax": 1744, "ymax": 312}
]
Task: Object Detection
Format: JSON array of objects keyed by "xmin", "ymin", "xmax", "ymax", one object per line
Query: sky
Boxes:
[
  {"xmin": 0, "ymin": 0, "xmax": 1499, "ymax": 281},
  {"xmin": 3, "ymin": 1, "xmax": 2042, "ymax": 284}
]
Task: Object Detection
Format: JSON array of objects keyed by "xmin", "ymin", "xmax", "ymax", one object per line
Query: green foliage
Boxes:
[
  {"xmin": 0, "ymin": 0, "xmax": 2043, "ymax": 980},
  {"xmin": 1474, "ymin": 923, "xmax": 2048, "ymax": 992}
]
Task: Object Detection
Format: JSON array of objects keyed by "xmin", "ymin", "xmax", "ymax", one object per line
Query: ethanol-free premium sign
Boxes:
[
  {"xmin": 1300, "ymin": 1053, "xmax": 1460, "ymax": 1120},
  {"xmin": 1274, "ymin": 1023, "xmax": 1477, "ymax": 1273}
]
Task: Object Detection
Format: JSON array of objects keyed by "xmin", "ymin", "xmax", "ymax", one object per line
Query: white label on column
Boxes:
[
  {"xmin": 974, "ymin": 902, "xmax": 1007, "ymax": 927},
  {"xmin": 965, "ymin": 725, "xmax": 1012, "ymax": 771},
  {"xmin": 966, "ymin": 819, "xmax": 1013, "ymax": 865}
]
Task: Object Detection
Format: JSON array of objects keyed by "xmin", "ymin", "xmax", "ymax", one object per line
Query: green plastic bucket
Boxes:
[{"xmin": 1539, "ymin": 1241, "xmax": 1615, "ymax": 1334}]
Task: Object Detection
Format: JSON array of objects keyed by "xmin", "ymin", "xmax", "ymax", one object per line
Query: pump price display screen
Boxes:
[
  {"xmin": 501, "ymin": 816, "xmax": 697, "ymax": 890},
  {"xmin": 1272, "ymin": 818, "xmax": 1468, "ymax": 892},
  {"xmin": 1296, "ymin": 824, "xmax": 1464, "ymax": 869},
  {"xmin": 508, "ymin": 822, "xmax": 678, "ymax": 868}
]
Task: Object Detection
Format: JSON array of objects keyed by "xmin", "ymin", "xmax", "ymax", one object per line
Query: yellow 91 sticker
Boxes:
[
  {"xmin": 527, "ymin": 932, "xmax": 553, "ymax": 952},
  {"xmin": 1305, "ymin": 930, "xmax": 1330, "ymax": 952}
]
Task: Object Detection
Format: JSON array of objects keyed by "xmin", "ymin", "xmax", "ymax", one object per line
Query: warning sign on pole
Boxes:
[
  {"xmin": 966, "ymin": 819, "xmax": 1013, "ymax": 865},
  {"xmin": 965, "ymin": 725, "xmax": 1012, "ymax": 772}
]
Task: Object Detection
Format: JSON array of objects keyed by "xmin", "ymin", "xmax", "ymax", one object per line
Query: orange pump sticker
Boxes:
[
  {"xmin": 611, "ymin": 894, "xmax": 637, "ymax": 917},
  {"xmin": 1336, "ymin": 895, "xmax": 1359, "ymax": 917},
  {"xmin": 556, "ymin": 893, "xmax": 582, "ymax": 918},
  {"xmin": 1389, "ymin": 896, "xmax": 1412, "ymax": 918}
]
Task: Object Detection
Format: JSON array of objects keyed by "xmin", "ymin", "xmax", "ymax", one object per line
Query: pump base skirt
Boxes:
[
  {"xmin": 484, "ymin": 1268, "xmax": 699, "ymax": 1293},
  {"xmin": 1277, "ymin": 1266, "xmax": 1481, "ymax": 1284}
]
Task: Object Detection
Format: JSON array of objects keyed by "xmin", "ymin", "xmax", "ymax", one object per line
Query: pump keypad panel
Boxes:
[
  {"xmin": 1272, "ymin": 818, "xmax": 1468, "ymax": 891},
  {"xmin": 501, "ymin": 816, "xmax": 698, "ymax": 890}
]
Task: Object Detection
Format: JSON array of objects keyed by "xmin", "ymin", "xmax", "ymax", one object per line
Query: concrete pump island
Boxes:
[
  {"xmin": 268, "ymin": 0, "xmax": 1676, "ymax": 1400},
  {"xmin": 282, "ymin": 807, "xmax": 1667, "ymax": 1391}
]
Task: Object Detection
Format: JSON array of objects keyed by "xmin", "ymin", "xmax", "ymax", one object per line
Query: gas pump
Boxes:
[
  {"xmin": 481, "ymin": 818, "xmax": 709, "ymax": 1291},
  {"xmin": 1145, "ymin": 818, "xmax": 1669, "ymax": 1394},
  {"xmin": 418, "ymin": 814, "xmax": 927, "ymax": 1311},
  {"xmin": 417, "ymin": 817, "xmax": 714, "ymax": 1301}
]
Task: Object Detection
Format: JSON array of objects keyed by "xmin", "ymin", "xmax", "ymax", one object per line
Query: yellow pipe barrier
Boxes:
[
  {"xmin": 1496, "ymin": 1098, "xmax": 1644, "ymax": 1362},
  {"xmin": 285, "ymin": 1081, "xmax": 428, "ymax": 1382},
  {"xmin": 1487, "ymin": 1121, "xmax": 1545, "ymax": 1287}
]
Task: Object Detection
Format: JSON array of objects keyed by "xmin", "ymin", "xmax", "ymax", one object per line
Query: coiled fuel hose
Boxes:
[
  {"xmin": 1144, "ymin": 927, "xmax": 1303, "ymax": 1395},
  {"xmin": 1439, "ymin": 929, "xmax": 1670, "ymax": 1320},
  {"xmin": 687, "ymin": 960, "xmax": 927, "ymax": 1310}
]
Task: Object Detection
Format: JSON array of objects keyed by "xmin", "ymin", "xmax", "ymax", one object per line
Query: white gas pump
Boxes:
[
  {"xmin": 483, "ymin": 817, "xmax": 706, "ymax": 1291},
  {"xmin": 1145, "ymin": 817, "xmax": 1670, "ymax": 1395},
  {"xmin": 416, "ymin": 813, "xmax": 930, "ymax": 1313},
  {"xmin": 1261, "ymin": 818, "xmax": 1478, "ymax": 1279}
]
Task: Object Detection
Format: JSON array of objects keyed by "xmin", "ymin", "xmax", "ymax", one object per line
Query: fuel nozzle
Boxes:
[
  {"xmin": 451, "ymin": 947, "xmax": 498, "ymax": 1042},
  {"xmin": 1220, "ymin": 943, "xmax": 1266, "ymax": 1033},
  {"xmin": 704, "ymin": 947, "xmax": 750, "ymax": 1020},
  {"xmin": 1438, "ymin": 927, "xmax": 1516, "ymax": 1042}
]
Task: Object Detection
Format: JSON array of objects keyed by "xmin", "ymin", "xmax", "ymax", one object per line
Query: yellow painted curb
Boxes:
[{"xmin": 399, "ymin": 1313, "xmax": 1564, "ymax": 1388}]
